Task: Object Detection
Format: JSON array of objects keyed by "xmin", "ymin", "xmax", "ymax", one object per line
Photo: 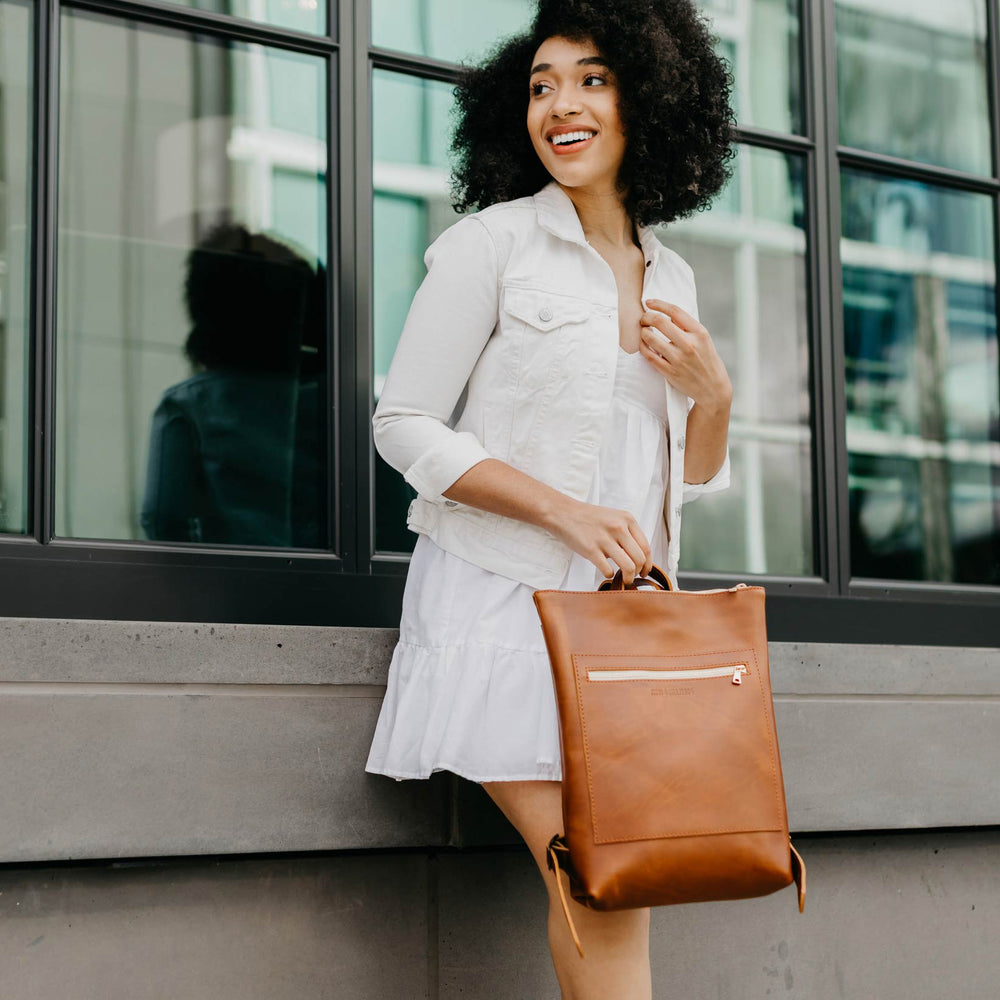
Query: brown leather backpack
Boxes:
[{"xmin": 533, "ymin": 566, "xmax": 806, "ymax": 957}]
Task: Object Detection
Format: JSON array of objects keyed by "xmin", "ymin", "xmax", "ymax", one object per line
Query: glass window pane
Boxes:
[
  {"xmin": 166, "ymin": 0, "xmax": 324, "ymax": 38},
  {"xmin": 700, "ymin": 0, "xmax": 803, "ymax": 136},
  {"xmin": 675, "ymin": 145, "xmax": 813, "ymax": 577},
  {"xmin": 372, "ymin": 0, "xmax": 532, "ymax": 64},
  {"xmin": 372, "ymin": 70, "xmax": 463, "ymax": 553},
  {"xmin": 842, "ymin": 168, "xmax": 1000, "ymax": 584},
  {"xmin": 371, "ymin": 1, "xmax": 803, "ymax": 138},
  {"xmin": 835, "ymin": 0, "xmax": 991, "ymax": 176},
  {"xmin": 56, "ymin": 11, "xmax": 330, "ymax": 549},
  {"xmin": 0, "ymin": 0, "xmax": 32, "ymax": 534}
]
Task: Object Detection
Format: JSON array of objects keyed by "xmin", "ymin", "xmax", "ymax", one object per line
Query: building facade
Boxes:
[{"xmin": 0, "ymin": 1, "xmax": 997, "ymax": 997}]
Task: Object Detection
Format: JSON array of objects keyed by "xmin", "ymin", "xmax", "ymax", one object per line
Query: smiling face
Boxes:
[{"xmin": 527, "ymin": 34, "xmax": 627, "ymax": 192}]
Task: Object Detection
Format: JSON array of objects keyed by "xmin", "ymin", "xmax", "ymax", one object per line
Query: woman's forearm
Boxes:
[
  {"xmin": 443, "ymin": 458, "xmax": 654, "ymax": 582},
  {"xmin": 682, "ymin": 392, "xmax": 732, "ymax": 485},
  {"xmin": 442, "ymin": 458, "xmax": 573, "ymax": 534}
]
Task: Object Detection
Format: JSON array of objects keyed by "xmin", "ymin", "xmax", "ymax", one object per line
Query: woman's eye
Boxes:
[{"xmin": 530, "ymin": 74, "xmax": 606, "ymax": 98}]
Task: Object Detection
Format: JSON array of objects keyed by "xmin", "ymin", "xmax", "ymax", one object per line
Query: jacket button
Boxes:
[
  {"xmin": 677, "ymin": 436, "xmax": 685, "ymax": 451},
  {"xmin": 444, "ymin": 499, "xmax": 459, "ymax": 508},
  {"xmin": 674, "ymin": 506, "xmax": 682, "ymax": 519},
  {"xmin": 538, "ymin": 306, "xmax": 553, "ymax": 322}
]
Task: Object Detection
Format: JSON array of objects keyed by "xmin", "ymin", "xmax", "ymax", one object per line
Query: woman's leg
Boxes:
[{"xmin": 481, "ymin": 779, "xmax": 652, "ymax": 1000}]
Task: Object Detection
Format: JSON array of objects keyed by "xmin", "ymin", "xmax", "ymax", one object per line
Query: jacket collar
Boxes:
[{"xmin": 532, "ymin": 179, "xmax": 661, "ymax": 264}]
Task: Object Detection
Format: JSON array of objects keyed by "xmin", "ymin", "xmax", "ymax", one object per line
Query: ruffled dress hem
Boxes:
[{"xmin": 364, "ymin": 762, "xmax": 562, "ymax": 783}]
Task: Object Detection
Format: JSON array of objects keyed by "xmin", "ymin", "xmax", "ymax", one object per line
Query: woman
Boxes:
[{"xmin": 367, "ymin": 1, "xmax": 736, "ymax": 995}]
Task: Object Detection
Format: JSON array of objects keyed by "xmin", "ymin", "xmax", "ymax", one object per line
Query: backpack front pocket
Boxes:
[{"xmin": 571, "ymin": 649, "xmax": 785, "ymax": 845}]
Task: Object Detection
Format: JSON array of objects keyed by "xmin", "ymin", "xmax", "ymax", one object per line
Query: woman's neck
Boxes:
[{"xmin": 559, "ymin": 181, "xmax": 638, "ymax": 250}]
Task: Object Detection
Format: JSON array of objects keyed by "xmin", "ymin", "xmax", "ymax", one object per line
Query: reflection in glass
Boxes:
[
  {"xmin": 56, "ymin": 10, "xmax": 329, "ymax": 547},
  {"xmin": 0, "ymin": 0, "xmax": 33, "ymax": 533},
  {"xmin": 835, "ymin": 0, "xmax": 990, "ymax": 176},
  {"xmin": 141, "ymin": 226, "xmax": 323, "ymax": 546},
  {"xmin": 700, "ymin": 0, "xmax": 802, "ymax": 136},
  {"xmin": 674, "ymin": 145, "xmax": 813, "ymax": 577},
  {"xmin": 372, "ymin": 0, "xmax": 531, "ymax": 65},
  {"xmin": 842, "ymin": 169, "xmax": 999, "ymax": 584},
  {"xmin": 372, "ymin": 70, "xmax": 463, "ymax": 552}
]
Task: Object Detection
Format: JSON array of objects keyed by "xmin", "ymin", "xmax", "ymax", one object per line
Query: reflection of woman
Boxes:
[
  {"xmin": 366, "ymin": 2, "xmax": 736, "ymax": 992},
  {"xmin": 141, "ymin": 224, "xmax": 323, "ymax": 548}
]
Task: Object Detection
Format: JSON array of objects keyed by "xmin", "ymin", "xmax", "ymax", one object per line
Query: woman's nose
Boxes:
[{"xmin": 551, "ymin": 90, "xmax": 582, "ymax": 118}]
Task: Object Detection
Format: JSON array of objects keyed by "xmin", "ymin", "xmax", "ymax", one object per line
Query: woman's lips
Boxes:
[{"xmin": 547, "ymin": 133, "xmax": 597, "ymax": 156}]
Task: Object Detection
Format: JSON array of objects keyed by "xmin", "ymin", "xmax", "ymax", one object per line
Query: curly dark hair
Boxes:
[
  {"xmin": 449, "ymin": 0, "xmax": 737, "ymax": 227},
  {"xmin": 183, "ymin": 223, "xmax": 322, "ymax": 374}
]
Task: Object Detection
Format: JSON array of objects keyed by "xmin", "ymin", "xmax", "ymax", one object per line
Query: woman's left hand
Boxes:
[{"xmin": 638, "ymin": 299, "xmax": 732, "ymax": 413}]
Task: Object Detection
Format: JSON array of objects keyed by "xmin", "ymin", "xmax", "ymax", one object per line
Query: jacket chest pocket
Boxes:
[{"xmin": 501, "ymin": 285, "xmax": 593, "ymax": 389}]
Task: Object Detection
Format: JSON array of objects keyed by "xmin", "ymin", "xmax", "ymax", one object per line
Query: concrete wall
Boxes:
[
  {"xmin": 0, "ymin": 831, "xmax": 997, "ymax": 999},
  {"xmin": 0, "ymin": 616, "xmax": 997, "ymax": 998}
]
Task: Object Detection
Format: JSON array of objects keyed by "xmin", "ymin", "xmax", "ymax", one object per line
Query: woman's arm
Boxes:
[
  {"xmin": 372, "ymin": 215, "xmax": 499, "ymax": 502},
  {"xmin": 680, "ymin": 390, "xmax": 732, "ymax": 486},
  {"xmin": 443, "ymin": 459, "xmax": 653, "ymax": 583}
]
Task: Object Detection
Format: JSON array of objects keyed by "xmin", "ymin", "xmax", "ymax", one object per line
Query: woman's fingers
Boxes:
[
  {"xmin": 620, "ymin": 525, "xmax": 651, "ymax": 582},
  {"xmin": 638, "ymin": 327, "xmax": 679, "ymax": 367},
  {"xmin": 554, "ymin": 500, "xmax": 654, "ymax": 584},
  {"xmin": 643, "ymin": 298, "xmax": 703, "ymax": 334},
  {"xmin": 604, "ymin": 542, "xmax": 638, "ymax": 584},
  {"xmin": 639, "ymin": 305, "xmax": 730, "ymax": 407},
  {"xmin": 592, "ymin": 550, "xmax": 618, "ymax": 580},
  {"xmin": 601, "ymin": 518, "xmax": 651, "ymax": 585}
]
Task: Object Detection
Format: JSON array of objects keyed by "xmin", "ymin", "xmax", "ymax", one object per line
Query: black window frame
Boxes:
[{"xmin": 1, "ymin": 0, "xmax": 997, "ymax": 646}]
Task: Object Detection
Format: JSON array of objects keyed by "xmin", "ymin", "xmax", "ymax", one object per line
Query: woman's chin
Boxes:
[{"xmin": 545, "ymin": 166, "xmax": 620, "ymax": 192}]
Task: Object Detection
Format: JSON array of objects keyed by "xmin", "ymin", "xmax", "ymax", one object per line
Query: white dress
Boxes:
[{"xmin": 365, "ymin": 346, "xmax": 671, "ymax": 782}]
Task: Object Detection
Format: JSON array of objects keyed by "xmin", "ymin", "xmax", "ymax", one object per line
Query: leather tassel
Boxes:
[{"xmin": 546, "ymin": 835, "xmax": 585, "ymax": 958}]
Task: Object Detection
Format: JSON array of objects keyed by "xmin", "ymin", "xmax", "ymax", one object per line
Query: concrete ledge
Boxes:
[
  {"xmin": 0, "ymin": 618, "xmax": 397, "ymax": 685},
  {"xmin": 0, "ymin": 617, "xmax": 997, "ymax": 861},
  {"xmin": 1, "ymin": 615, "xmax": 996, "ymax": 693},
  {"xmin": 0, "ymin": 685, "xmax": 448, "ymax": 862}
]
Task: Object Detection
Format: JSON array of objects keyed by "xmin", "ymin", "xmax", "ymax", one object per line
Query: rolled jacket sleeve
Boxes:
[
  {"xmin": 682, "ymin": 448, "xmax": 731, "ymax": 503},
  {"xmin": 372, "ymin": 216, "xmax": 498, "ymax": 502}
]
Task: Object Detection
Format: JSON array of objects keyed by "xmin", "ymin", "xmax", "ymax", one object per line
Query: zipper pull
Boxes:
[{"xmin": 732, "ymin": 665, "xmax": 747, "ymax": 685}]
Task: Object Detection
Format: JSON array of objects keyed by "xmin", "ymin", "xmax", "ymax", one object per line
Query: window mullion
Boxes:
[
  {"xmin": 32, "ymin": 0, "xmax": 60, "ymax": 545},
  {"xmin": 815, "ymin": 0, "xmax": 850, "ymax": 596},
  {"xmin": 352, "ymin": 0, "xmax": 374, "ymax": 573}
]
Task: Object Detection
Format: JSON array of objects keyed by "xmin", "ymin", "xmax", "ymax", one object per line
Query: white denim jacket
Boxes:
[{"xmin": 373, "ymin": 179, "xmax": 730, "ymax": 589}]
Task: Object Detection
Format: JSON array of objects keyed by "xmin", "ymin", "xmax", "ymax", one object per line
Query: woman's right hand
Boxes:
[{"xmin": 547, "ymin": 498, "xmax": 653, "ymax": 585}]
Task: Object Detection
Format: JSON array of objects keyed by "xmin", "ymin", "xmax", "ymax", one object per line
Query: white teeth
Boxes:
[{"xmin": 549, "ymin": 130, "xmax": 596, "ymax": 145}]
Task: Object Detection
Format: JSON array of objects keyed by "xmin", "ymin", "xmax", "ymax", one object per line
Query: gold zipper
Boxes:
[{"xmin": 587, "ymin": 663, "xmax": 748, "ymax": 685}]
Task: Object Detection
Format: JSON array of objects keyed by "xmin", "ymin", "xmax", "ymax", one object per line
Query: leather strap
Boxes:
[
  {"xmin": 598, "ymin": 563, "xmax": 673, "ymax": 592},
  {"xmin": 790, "ymin": 841, "xmax": 807, "ymax": 913},
  {"xmin": 546, "ymin": 835, "xmax": 585, "ymax": 958}
]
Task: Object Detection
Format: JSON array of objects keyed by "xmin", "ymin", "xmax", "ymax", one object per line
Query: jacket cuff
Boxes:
[
  {"xmin": 402, "ymin": 431, "xmax": 493, "ymax": 502},
  {"xmin": 682, "ymin": 449, "xmax": 731, "ymax": 503}
]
